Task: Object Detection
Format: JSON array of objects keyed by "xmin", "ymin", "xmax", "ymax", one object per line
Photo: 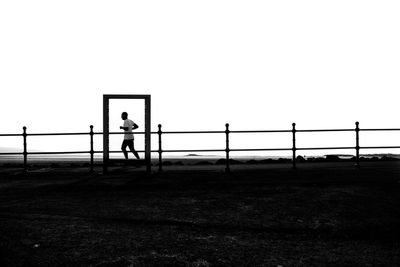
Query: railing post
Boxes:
[
  {"xmin": 158, "ymin": 124, "xmax": 163, "ymax": 173},
  {"xmin": 23, "ymin": 126, "xmax": 27, "ymax": 173},
  {"xmin": 355, "ymin": 121, "xmax": 360, "ymax": 168},
  {"xmin": 292, "ymin": 123, "xmax": 296, "ymax": 170},
  {"xmin": 90, "ymin": 125, "xmax": 94, "ymax": 173},
  {"xmin": 225, "ymin": 123, "xmax": 230, "ymax": 173}
]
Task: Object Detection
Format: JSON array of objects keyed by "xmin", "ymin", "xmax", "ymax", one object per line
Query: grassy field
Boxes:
[{"xmin": 0, "ymin": 162, "xmax": 400, "ymax": 266}]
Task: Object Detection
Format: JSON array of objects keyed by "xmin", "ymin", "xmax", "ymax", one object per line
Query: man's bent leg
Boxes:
[
  {"xmin": 127, "ymin": 140, "xmax": 140, "ymax": 159},
  {"xmin": 121, "ymin": 140, "xmax": 129, "ymax": 159}
]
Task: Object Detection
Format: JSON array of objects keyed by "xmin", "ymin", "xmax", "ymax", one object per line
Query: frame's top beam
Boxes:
[{"xmin": 103, "ymin": 94, "xmax": 150, "ymax": 99}]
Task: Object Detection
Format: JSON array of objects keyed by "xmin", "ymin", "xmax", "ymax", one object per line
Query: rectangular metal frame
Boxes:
[{"xmin": 103, "ymin": 94, "xmax": 151, "ymax": 174}]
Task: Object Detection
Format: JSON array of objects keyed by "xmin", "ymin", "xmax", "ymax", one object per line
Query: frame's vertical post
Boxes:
[
  {"xmin": 103, "ymin": 96, "xmax": 109, "ymax": 174},
  {"xmin": 158, "ymin": 124, "xmax": 162, "ymax": 173},
  {"xmin": 23, "ymin": 126, "xmax": 27, "ymax": 173},
  {"xmin": 90, "ymin": 125, "xmax": 94, "ymax": 173},
  {"xmin": 145, "ymin": 96, "xmax": 151, "ymax": 174},
  {"xmin": 225, "ymin": 123, "xmax": 230, "ymax": 173},
  {"xmin": 292, "ymin": 123, "xmax": 297, "ymax": 170},
  {"xmin": 355, "ymin": 121, "xmax": 360, "ymax": 168}
]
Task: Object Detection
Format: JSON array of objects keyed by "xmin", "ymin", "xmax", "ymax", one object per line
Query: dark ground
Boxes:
[{"xmin": 0, "ymin": 162, "xmax": 400, "ymax": 266}]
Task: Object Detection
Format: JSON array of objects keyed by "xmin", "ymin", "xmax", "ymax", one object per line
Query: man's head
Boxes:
[{"xmin": 121, "ymin": 112, "xmax": 128, "ymax": 120}]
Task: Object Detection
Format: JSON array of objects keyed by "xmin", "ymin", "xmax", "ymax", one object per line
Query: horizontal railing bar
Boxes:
[
  {"xmin": 4, "ymin": 146, "xmax": 398, "ymax": 156},
  {"xmin": 94, "ymin": 132, "xmax": 160, "ymax": 135},
  {"xmin": 28, "ymin": 133, "xmax": 89, "ymax": 136},
  {"xmin": 230, "ymin": 148, "xmax": 292, "ymax": 151},
  {"xmin": 28, "ymin": 151, "xmax": 90, "ymax": 155},
  {"xmin": 230, "ymin": 130, "xmax": 292, "ymax": 133},
  {"xmin": 161, "ymin": 131, "xmax": 225, "ymax": 134},
  {"xmin": 96, "ymin": 151, "xmax": 161, "ymax": 154},
  {"xmin": 2, "ymin": 128, "xmax": 400, "ymax": 136},
  {"xmin": 107, "ymin": 149, "xmax": 224, "ymax": 153},
  {"xmin": 93, "ymin": 150, "xmax": 170, "ymax": 154},
  {"xmin": 109, "ymin": 150, "xmax": 145, "ymax": 153},
  {"xmin": 360, "ymin": 146, "xmax": 400, "ymax": 149},
  {"xmin": 158, "ymin": 149, "xmax": 225, "ymax": 153},
  {"xmin": 297, "ymin": 147, "xmax": 355, "ymax": 150},
  {"xmin": 109, "ymin": 131, "xmax": 226, "ymax": 135},
  {"xmin": 108, "ymin": 150, "xmax": 200, "ymax": 153},
  {"xmin": 297, "ymin": 129, "xmax": 354, "ymax": 132},
  {"xmin": 109, "ymin": 132, "xmax": 146, "ymax": 135},
  {"xmin": 360, "ymin": 128, "xmax": 400, "ymax": 131},
  {"xmin": 109, "ymin": 151, "xmax": 167, "ymax": 153}
]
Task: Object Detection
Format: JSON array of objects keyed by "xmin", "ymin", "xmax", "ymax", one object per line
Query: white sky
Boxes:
[{"xmin": 0, "ymin": 1, "xmax": 399, "ymax": 155}]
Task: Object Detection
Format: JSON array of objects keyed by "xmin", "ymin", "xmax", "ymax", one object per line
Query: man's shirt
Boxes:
[{"xmin": 123, "ymin": 119, "xmax": 135, "ymax": 140}]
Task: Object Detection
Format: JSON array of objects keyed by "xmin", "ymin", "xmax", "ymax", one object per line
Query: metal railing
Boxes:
[{"xmin": 0, "ymin": 122, "xmax": 399, "ymax": 173}]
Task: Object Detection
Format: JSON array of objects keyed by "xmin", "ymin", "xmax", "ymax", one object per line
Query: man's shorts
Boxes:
[{"xmin": 121, "ymin": 139, "xmax": 135, "ymax": 150}]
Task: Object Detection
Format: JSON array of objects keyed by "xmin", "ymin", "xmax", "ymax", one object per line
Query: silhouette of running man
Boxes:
[{"xmin": 120, "ymin": 112, "xmax": 140, "ymax": 160}]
